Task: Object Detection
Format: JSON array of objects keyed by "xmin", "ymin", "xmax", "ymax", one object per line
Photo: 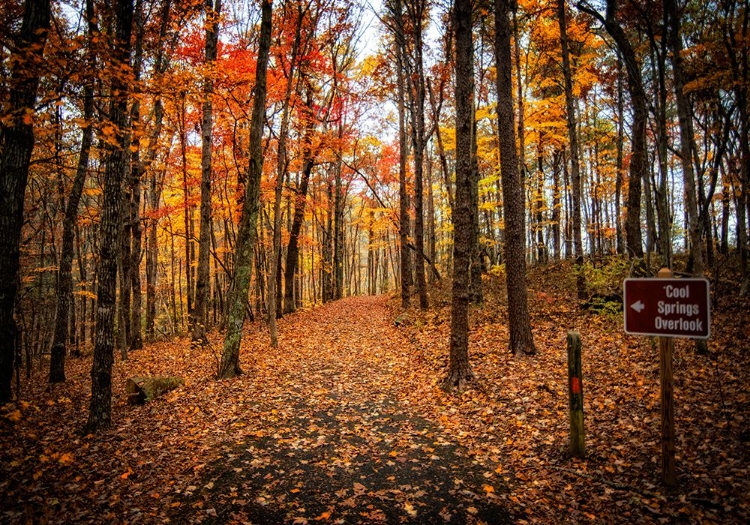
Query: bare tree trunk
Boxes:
[
  {"xmin": 284, "ymin": 90, "xmax": 315, "ymax": 314},
  {"xmin": 218, "ymin": 0, "xmax": 272, "ymax": 379},
  {"xmin": 552, "ymin": 150, "xmax": 562, "ymax": 262},
  {"xmin": 404, "ymin": 0, "xmax": 429, "ymax": 309},
  {"xmin": 615, "ymin": 55, "xmax": 625, "ymax": 255},
  {"xmin": 49, "ymin": 0, "xmax": 95, "ymax": 382},
  {"xmin": 0, "ymin": 0, "xmax": 51, "ymax": 403},
  {"xmin": 391, "ymin": 0, "xmax": 412, "ymax": 308},
  {"xmin": 444, "ymin": 0, "xmax": 474, "ymax": 391},
  {"xmin": 193, "ymin": 0, "xmax": 222, "ymax": 345},
  {"xmin": 85, "ymin": 0, "xmax": 134, "ymax": 432},
  {"xmin": 495, "ymin": 0, "xmax": 536, "ymax": 356},
  {"xmin": 144, "ymin": 0, "xmax": 169, "ymax": 341},
  {"xmin": 559, "ymin": 0, "xmax": 586, "ymax": 299}
]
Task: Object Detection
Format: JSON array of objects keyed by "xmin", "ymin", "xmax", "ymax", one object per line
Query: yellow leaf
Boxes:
[
  {"xmin": 314, "ymin": 510, "xmax": 331, "ymax": 520},
  {"xmin": 404, "ymin": 502, "xmax": 417, "ymax": 517},
  {"xmin": 121, "ymin": 470, "xmax": 131, "ymax": 479},
  {"xmin": 483, "ymin": 484, "xmax": 495, "ymax": 494},
  {"xmin": 58, "ymin": 453, "xmax": 74, "ymax": 466}
]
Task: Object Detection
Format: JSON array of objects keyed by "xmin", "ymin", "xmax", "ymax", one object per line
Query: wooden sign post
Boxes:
[
  {"xmin": 623, "ymin": 267, "xmax": 711, "ymax": 486},
  {"xmin": 567, "ymin": 331, "xmax": 585, "ymax": 458},
  {"xmin": 657, "ymin": 267, "xmax": 676, "ymax": 487}
]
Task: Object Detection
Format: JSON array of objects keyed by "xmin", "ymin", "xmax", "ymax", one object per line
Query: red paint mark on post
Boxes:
[{"xmin": 571, "ymin": 376, "xmax": 581, "ymax": 395}]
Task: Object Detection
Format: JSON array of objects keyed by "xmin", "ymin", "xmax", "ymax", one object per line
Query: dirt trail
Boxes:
[{"xmin": 173, "ymin": 296, "xmax": 510, "ymax": 524}]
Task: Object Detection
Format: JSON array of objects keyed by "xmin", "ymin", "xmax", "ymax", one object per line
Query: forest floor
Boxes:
[{"xmin": 1, "ymin": 260, "xmax": 749, "ymax": 524}]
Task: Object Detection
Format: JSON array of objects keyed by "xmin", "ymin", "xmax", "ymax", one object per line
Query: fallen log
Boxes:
[{"xmin": 126, "ymin": 376, "xmax": 184, "ymax": 405}]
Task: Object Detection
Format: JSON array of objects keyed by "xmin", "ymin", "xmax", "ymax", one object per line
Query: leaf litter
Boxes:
[{"xmin": 1, "ymin": 263, "xmax": 748, "ymax": 524}]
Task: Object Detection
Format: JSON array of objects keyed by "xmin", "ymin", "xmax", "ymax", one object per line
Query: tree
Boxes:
[
  {"xmin": 404, "ymin": 0, "xmax": 430, "ymax": 309},
  {"xmin": 578, "ymin": 0, "xmax": 646, "ymax": 258},
  {"xmin": 128, "ymin": 0, "xmax": 145, "ymax": 353},
  {"xmin": 495, "ymin": 0, "xmax": 536, "ymax": 356},
  {"xmin": 385, "ymin": 0, "xmax": 413, "ymax": 309},
  {"xmin": 144, "ymin": 0, "xmax": 172, "ymax": 341},
  {"xmin": 558, "ymin": 0, "xmax": 586, "ymax": 299},
  {"xmin": 269, "ymin": 0, "xmax": 305, "ymax": 347},
  {"xmin": 218, "ymin": 0, "xmax": 273, "ymax": 379},
  {"xmin": 193, "ymin": 0, "xmax": 222, "ymax": 345},
  {"xmin": 49, "ymin": 0, "xmax": 97, "ymax": 383},
  {"xmin": 443, "ymin": 0, "xmax": 475, "ymax": 391},
  {"xmin": 86, "ymin": 0, "xmax": 135, "ymax": 432},
  {"xmin": 283, "ymin": 87, "xmax": 317, "ymax": 314},
  {"xmin": 0, "ymin": 0, "xmax": 52, "ymax": 403}
]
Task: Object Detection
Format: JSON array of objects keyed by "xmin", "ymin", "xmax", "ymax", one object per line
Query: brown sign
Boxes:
[{"xmin": 623, "ymin": 278, "xmax": 710, "ymax": 338}]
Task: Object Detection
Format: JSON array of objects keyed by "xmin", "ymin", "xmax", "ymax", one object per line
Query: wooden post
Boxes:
[
  {"xmin": 658, "ymin": 267, "xmax": 676, "ymax": 486},
  {"xmin": 567, "ymin": 331, "xmax": 585, "ymax": 458}
]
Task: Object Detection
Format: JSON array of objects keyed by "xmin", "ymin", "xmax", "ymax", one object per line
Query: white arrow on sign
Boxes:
[{"xmin": 630, "ymin": 300, "xmax": 645, "ymax": 313}]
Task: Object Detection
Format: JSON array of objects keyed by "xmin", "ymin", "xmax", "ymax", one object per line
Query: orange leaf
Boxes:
[{"xmin": 5, "ymin": 410, "xmax": 22, "ymax": 422}]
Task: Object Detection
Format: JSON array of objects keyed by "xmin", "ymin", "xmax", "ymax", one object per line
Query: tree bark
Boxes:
[
  {"xmin": 218, "ymin": 0, "xmax": 272, "ymax": 379},
  {"xmin": 391, "ymin": 0, "xmax": 412, "ymax": 309},
  {"xmin": 665, "ymin": 0, "xmax": 702, "ymax": 276},
  {"xmin": 558, "ymin": 0, "xmax": 586, "ymax": 299},
  {"xmin": 85, "ymin": 0, "xmax": 134, "ymax": 432},
  {"xmin": 193, "ymin": 0, "xmax": 222, "ymax": 345},
  {"xmin": 444, "ymin": 0, "xmax": 475, "ymax": 391},
  {"xmin": 404, "ymin": 0, "xmax": 429, "ymax": 309},
  {"xmin": 129, "ymin": 1, "xmax": 144, "ymax": 352},
  {"xmin": 49, "ymin": 0, "xmax": 95, "ymax": 383},
  {"xmin": 495, "ymin": 0, "xmax": 536, "ymax": 356},
  {"xmin": 269, "ymin": 1, "xmax": 303, "ymax": 345},
  {"xmin": 284, "ymin": 91, "xmax": 316, "ymax": 314},
  {"xmin": 0, "ymin": 0, "xmax": 51, "ymax": 403}
]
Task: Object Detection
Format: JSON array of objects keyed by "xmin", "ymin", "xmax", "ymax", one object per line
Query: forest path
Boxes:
[{"xmin": 174, "ymin": 295, "xmax": 510, "ymax": 524}]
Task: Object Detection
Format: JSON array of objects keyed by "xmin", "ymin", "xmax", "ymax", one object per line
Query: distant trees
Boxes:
[{"xmin": 3, "ymin": 0, "xmax": 750, "ymax": 404}]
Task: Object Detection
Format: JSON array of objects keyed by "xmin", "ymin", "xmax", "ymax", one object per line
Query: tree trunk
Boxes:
[
  {"xmin": 559, "ymin": 0, "xmax": 586, "ymax": 299},
  {"xmin": 393, "ymin": 0, "xmax": 412, "ymax": 308},
  {"xmin": 85, "ymin": 0, "xmax": 134, "ymax": 432},
  {"xmin": 284, "ymin": 91, "xmax": 316, "ymax": 314},
  {"xmin": 495, "ymin": 0, "xmax": 536, "ymax": 356},
  {"xmin": 405, "ymin": 0, "xmax": 429, "ymax": 309},
  {"xmin": 469, "ymin": 114, "xmax": 484, "ymax": 303},
  {"xmin": 578, "ymin": 0, "xmax": 646, "ymax": 258},
  {"xmin": 218, "ymin": 0, "xmax": 272, "ymax": 379},
  {"xmin": 126, "ymin": 376, "xmax": 183, "ymax": 404},
  {"xmin": 145, "ymin": 0, "xmax": 172, "ymax": 341},
  {"xmin": 444, "ymin": 0, "xmax": 474, "ymax": 391},
  {"xmin": 615, "ymin": 55, "xmax": 625, "ymax": 255},
  {"xmin": 666, "ymin": 0, "xmax": 702, "ymax": 276},
  {"xmin": 49, "ymin": 0, "xmax": 95, "ymax": 382},
  {"xmin": 193, "ymin": 0, "xmax": 222, "ymax": 345},
  {"xmin": 0, "ymin": 0, "xmax": 51, "ymax": 403}
]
